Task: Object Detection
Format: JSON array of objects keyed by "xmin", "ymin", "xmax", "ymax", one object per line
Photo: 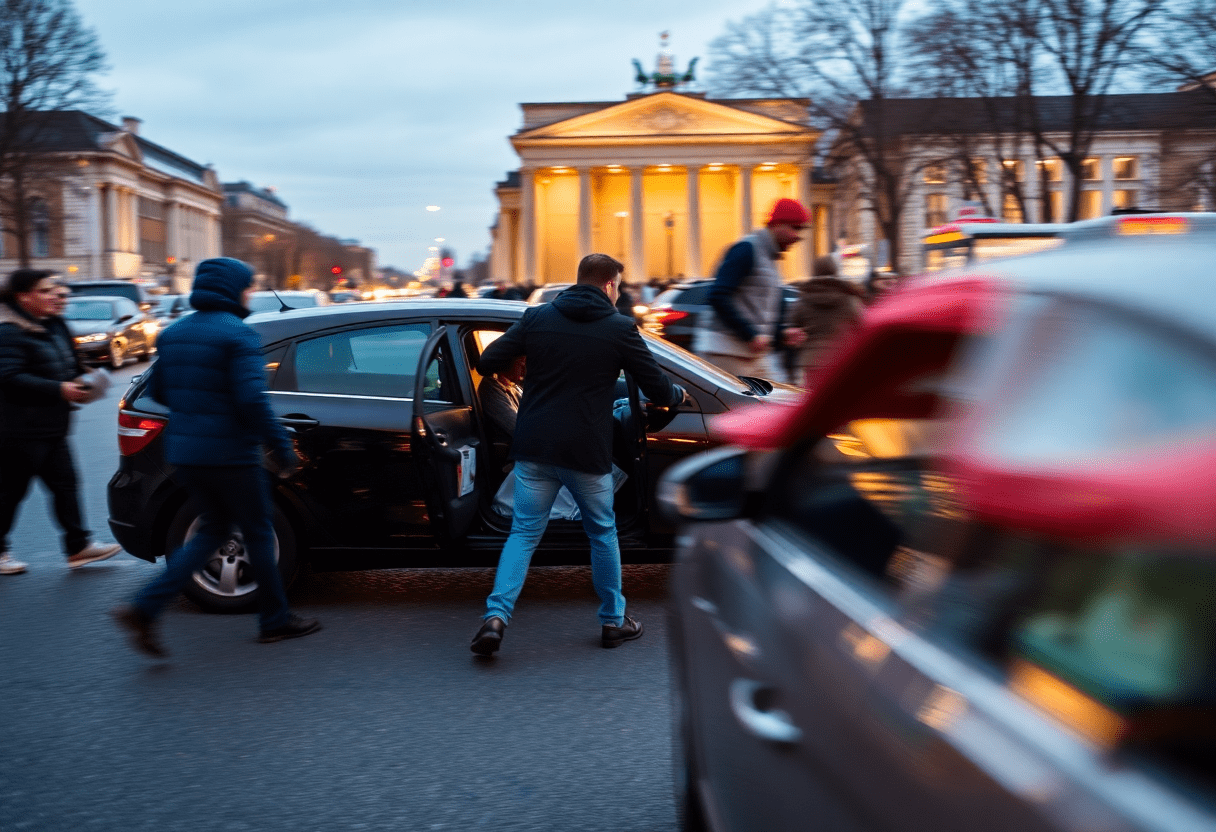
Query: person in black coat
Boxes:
[
  {"xmin": 0, "ymin": 269, "xmax": 122, "ymax": 575},
  {"xmin": 112, "ymin": 258, "xmax": 320, "ymax": 656},
  {"xmin": 469, "ymin": 253, "xmax": 686, "ymax": 656}
]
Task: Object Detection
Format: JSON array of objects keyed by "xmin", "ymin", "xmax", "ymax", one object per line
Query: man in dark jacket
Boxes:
[
  {"xmin": 469, "ymin": 253, "xmax": 685, "ymax": 655},
  {"xmin": 0, "ymin": 269, "xmax": 122, "ymax": 575},
  {"xmin": 112, "ymin": 258, "xmax": 320, "ymax": 656}
]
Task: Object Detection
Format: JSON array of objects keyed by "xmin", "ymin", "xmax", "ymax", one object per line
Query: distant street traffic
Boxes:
[{"xmin": 1, "ymin": 363, "xmax": 678, "ymax": 832}]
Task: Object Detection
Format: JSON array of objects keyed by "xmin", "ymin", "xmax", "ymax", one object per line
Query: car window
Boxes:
[
  {"xmin": 419, "ymin": 339, "xmax": 458, "ymax": 404},
  {"xmin": 116, "ymin": 299, "xmax": 138, "ymax": 317},
  {"xmin": 968, "ymin": 299, "xmax": 1216, "ymax": 463},
  {"xmin": 769, "ymin": 416, "xmax": 960, "ymax": 586},
  {"xmin": 676, "ymin": 285, "xmax": 711, "ymax": 305},
  {"xmin": 640, "ymin": 330, "xmax": 747, "ymax": 393},
  {"xmin": 64, "ymin": 300, "xmax": 114, "ymax": 320},
  {"xmin": 293, "ymin": 323, "xmax": 429, "ymax": 398}
]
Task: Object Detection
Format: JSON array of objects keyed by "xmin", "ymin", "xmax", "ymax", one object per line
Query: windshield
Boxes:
[
  {"xmin": 640, "ymin": 330, "xmax": 748, "ymax": 393},
  {"xmin": 64, "ymin": 300, "xmax": 115, "ymax": 321}
]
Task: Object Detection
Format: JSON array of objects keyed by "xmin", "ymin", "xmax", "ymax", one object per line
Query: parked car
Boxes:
[
  {"xmin": 526, "ymin": 283, "xmax": 573, "ymax": 304},
  {"xmin": 107, "ymin": 298, "xmax": 800, "ymax": 612},
  {"xmin": 63, "ymin": 295, "xmax": 155, "ymax": 368},
  {"xmin": 329, "ymin": 289, "xmax": 361, "ymax": 304},
  {"xmin": 68, "ymin": 279, "xmax": 158, "ymax": 311},
  {"xmin": 662, "ymin": 213, "xmax": 1216, "ymax": 832},
  {"xmin": 245, "ymin": 290, "xmax": 333, "ymax": 314},
  {"xmin": 643, "ymin": 279, "xmax": 800, "ymax": 351},
  {"xmin": 146, "ymin": 293, "xmax": 191, "ymax": 341}
]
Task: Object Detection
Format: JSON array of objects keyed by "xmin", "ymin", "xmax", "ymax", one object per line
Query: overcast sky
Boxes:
[{"xmin": 70, "ymin": 0, "xmax": 770, "ymax": 275}]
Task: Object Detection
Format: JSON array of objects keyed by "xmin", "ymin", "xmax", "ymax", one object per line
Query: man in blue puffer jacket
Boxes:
[{"xmin": 112, "ymin": 258, "xmax": 321, "ymax": 656}]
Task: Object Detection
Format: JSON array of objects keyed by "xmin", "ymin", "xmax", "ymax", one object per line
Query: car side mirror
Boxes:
[
  {"xmin": 118, "ymin": 314, "xmax": 134, "ymax": 323},
  {"xmin": 658, "ymin": 446, "xmax": 747, "ymax": 523}
]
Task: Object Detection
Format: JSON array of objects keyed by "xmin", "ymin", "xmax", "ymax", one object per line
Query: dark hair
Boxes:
[
  {"xmin": 1, "ymin": 268, "xmax": 58, "ymax": 303},
  {"xmin": 576, "ymin": 253, "xmax": 623, "ymax": 287}
]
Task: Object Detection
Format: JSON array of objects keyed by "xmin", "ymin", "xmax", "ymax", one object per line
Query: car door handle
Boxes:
[
  {"xmin": 729, "ymin": 679, "xmax": 802, "ymax": 746},
  {"xmin": 279, "ymin": 415, "xmax": 319, "ymax": 427}
]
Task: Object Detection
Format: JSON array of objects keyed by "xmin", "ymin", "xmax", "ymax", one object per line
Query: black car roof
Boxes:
[{"xmin": 247, "ymin": 298, "xmax": 528, "ymax": 344}]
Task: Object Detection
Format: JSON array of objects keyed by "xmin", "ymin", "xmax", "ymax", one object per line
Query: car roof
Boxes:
[{"xmin": 247, "ymin": 298, "xmax": 527, "ymax": 344}]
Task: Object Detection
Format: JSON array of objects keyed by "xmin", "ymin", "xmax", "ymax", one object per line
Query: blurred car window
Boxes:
[
  {"xmin": 64, "ymin": 299, "xmax": 115, "ymax": 320},
  {"xmin": 969, "ymin": 299, "xmax": 1216, "ymax": 463},
  {"xmin": 294, "ymin": 324, "xmax": 429, "ymax": 398}
]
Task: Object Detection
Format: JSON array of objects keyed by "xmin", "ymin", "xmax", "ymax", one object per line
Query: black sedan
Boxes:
[
  {"xmin": 663, "ymin": 213, "xmax": 1216, "ymax": 831},
  {"xmin": 107, "ymin": 298, "xmax": 799, "ymax": 612},
  {"xmin": 64, "ymin": 295, "xmax": 155, "ymax": 368}
]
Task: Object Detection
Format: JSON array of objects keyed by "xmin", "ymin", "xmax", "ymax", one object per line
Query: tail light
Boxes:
[
  {"xmin": 646, "ymin": 308, "xmax": 690, "ymax": 328},
  {"xmin": 118, "ymin": 411, "xmax": 167, "ymax": 456}
]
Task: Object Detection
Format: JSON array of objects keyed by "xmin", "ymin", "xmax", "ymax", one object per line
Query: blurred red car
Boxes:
[{"xmin": 663, "ymin": 213, "xmax": 1216, "ymax": 832}]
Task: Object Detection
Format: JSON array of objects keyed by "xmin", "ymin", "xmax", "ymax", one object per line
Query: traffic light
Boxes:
[
  {"xmin": 331, "ymin": 265, "xmax": 342, "ymax": 275},
  {"xmin": 441, "ymin": 257, "xmax": 454, "ymax": 268}
]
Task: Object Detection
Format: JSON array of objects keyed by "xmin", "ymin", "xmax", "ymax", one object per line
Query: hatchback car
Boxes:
[
  {"xmin": 643, "ymin": 280, "xmax": 800, "ymax": 351},
  {"xmin": 64, "ymin": 295, "xmax": 155, "ymax": 368},
  {"xmin": 107, "ymin": 298, "xmax": 799, "ymax": 612},
  {"xmin": 662, "ymin": 213, "xmax": 1216, "ymax": 831},
  {"xmin": 526, "ymin": 283, "xmax": 573, "ymax": 304}
]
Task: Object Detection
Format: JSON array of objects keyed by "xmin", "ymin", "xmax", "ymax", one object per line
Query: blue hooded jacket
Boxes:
[{"xmin": 146, "ymin": 258, "xmax": 294, "ymax": 467}]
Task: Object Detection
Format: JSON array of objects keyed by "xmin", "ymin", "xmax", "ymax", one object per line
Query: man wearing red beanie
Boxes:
[{"xmin": 694, "ymin": 197, "xmax": 808, "ymax": 380}]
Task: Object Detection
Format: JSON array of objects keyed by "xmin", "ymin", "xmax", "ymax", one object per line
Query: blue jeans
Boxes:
[
  {"xmin": 485, "ymin": 461, "xmax": 625, "ymax": 627},
  {"xmin": 132, "ymin": 465, "xmax": 290, "ymax": 630}
]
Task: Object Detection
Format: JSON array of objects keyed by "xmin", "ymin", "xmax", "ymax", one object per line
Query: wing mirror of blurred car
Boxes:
[
  {"xmin": 118, "ymin": 313, "xmax": 134, "ymax": 323},
  {"xmin": 658, "ymin": 445, "xmax": 748, "ymax": 523}
]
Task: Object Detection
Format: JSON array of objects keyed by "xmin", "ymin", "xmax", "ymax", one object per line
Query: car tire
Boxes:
[
  {"xmin": 109, "ymin": 341, "xmax": 125, "ymax": 369},
  {"xmin": 164, "ymin": 501, "xmax": 298, "ymax": 614},
  {"xmin": 137, "ymin": 343, "xmax": 152, "ymax": 362}
]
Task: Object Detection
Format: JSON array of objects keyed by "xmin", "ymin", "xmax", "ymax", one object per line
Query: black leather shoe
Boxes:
[
  {"xmin": 258, "ymin": 614, "xmax": 322, "ymax": 643},
  {"xmin": 602, "ymin": 615, "xmax": 644, "ymax": 648},
  {"xmin": 111, "ymin": 605, "xmax": 167, "ymax": 658},
  {"xmin": 470, "ymin": 616, "xmax": 506, "ymax": 656}
]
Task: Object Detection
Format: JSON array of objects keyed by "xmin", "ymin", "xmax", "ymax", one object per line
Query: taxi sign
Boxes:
[{"xmin": 1116, "ymin": 215, "xmax": 1190, "ymax": 235}]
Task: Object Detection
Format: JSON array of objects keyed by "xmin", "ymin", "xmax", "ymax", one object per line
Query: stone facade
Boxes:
[{"xmin": 0, "ymin": 112, "xmax": 223, "ymax": 293}]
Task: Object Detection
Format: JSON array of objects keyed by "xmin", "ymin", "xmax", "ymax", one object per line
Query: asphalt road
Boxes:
[{"xmin": 0, "ymin": 363, "xmax": 679, "ymax": 832}]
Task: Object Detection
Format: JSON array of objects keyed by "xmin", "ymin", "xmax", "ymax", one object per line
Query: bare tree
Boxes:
[
  {"xmin": 708, "ymin": 0, "xmax": 923, "ymax": 271},
  {"xmin": 0, "ymin": 0, "xmax": 107, "ymax": 265}
]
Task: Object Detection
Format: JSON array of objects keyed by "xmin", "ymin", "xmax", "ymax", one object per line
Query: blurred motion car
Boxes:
[
  {"xmin": 245, "ymin": 289, "xmax": 333, "ymax": 314},
  {"xmin": 526, "ymin": 283, "xmax": 573, "ymax": 304},
  {"xmin": 64, "ymin": 295, "xmax": 155, "ymax": 369},
  {"xmin": 107, "ymin": 298, "xmax": 799, "ymax": 612},
  {"xmin": 329, "ymin": 289, "xmax": 361, "ymax": 303},
  {"xmin": 643, "ymin": 279, "xmax": 800, "ymax": 351},
  {"xmin": 662, "ymin": 213, "xmax": 1216, "ymax": 832},
  {"xmin": 68, "ymin": 279, "xmax": 157, "ymax": 311},
  {"xmin": 146, "ymin": 293, "xmax": 190, "ymax": 342}
]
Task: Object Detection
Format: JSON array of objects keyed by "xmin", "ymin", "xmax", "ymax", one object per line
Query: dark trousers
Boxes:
[
  {"xmin": 0, "ymin": 436, "xmax": 90, "ymax": 556},
  {"xmin": 132, "ymin": 464, "xmax": 290, "ymax": 630}
]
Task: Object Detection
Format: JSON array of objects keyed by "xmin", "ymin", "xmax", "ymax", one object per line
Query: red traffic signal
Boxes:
[
  {"xmin": 441, "ymin": 257, "xmax": 454, "ymax": 268},
  {"xmin": 331, "ymin": 266, "xmax": 342, "ymax": 275}
]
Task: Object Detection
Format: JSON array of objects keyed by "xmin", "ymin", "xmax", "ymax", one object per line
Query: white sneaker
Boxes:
[
  {"xmin": 0, "ymin": 553, "xmax": 28, "ymax": 575},
  {"xmin": 66, "ymin": 542, "xmax": 122, "ymax": 569}
]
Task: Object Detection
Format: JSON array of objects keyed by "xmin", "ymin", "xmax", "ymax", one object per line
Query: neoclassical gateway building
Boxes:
[{"xmin": 488, "ymin": 57, "xmax": 830, "ymax": 286}]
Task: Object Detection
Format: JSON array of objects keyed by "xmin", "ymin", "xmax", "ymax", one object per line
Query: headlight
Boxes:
[{"xmin": 74, "ymin": 333, "xmax": 108, "ymax": 344}]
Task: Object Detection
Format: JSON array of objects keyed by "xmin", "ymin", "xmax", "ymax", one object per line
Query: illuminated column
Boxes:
[
  {"xmin": 1100, "ymin": 155, "xmax": 1114, "ymax": 215},
  {"xmin": 519, "ymin": 168, "xmax": 537, "ymax": 282},
  {"xmin": 629, "ymin": 167, "xmax": 645, "ymax": 280},
  {"xmin": 795, "ymin": 163, "xmax": 813, "ymax": 278},
  {"xmin": 105, "ymin": 185, "xmax": 119, "ymax": 252},
  {"xmin": 738, "ymin": 164, "xmax": 754, "ymax": 233},
  {"xmin": 578, "ymin": 167, "xmax": 592, "ymax": 259},
  {"xmin": 165, "ymin": 200, "xmax": 179, "ymax": 268},
  {"xmin": 685, "ymin": 165, "xmax": 703, "ymax": 277}
]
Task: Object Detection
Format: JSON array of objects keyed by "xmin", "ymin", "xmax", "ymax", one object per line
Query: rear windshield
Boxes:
[
  {"xmin": 64, "ymin": 300, "xmax": 114, "ymax": 320},
  {"xmin": 70, "ymin": 284, "xmax": 140, "ymax": 303}
]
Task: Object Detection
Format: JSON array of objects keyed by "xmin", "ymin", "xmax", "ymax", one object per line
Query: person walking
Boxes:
[
  {"xmin": 112, "ymin": 258, "xmax": 321, "ymax": 656},
  {"xmin": 0, "ymin": 270, "xmax": 122, "ymax": 575},
  {"xmin": 695, "ymin": 197, "xmax": 809, "ymax": 380},
  {"xmin": 786, "ymin": 256, "xmax": 866, "ymax": 385},
  {"xmin": 469, "ymin": 253, "xmax": 685, "ymax": 656}
]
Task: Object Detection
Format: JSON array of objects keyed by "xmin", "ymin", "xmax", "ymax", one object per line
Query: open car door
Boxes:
[{"xmin": 410, "ymin": 326, "xmax": 482, "ymax": 543}]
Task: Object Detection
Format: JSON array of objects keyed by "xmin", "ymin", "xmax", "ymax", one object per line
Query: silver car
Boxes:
[{"xmin": 663, "ymin": 213, "xmax": 1216, "ymax": 832}]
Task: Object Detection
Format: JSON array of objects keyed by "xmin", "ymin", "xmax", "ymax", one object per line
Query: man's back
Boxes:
[{"xmin": 479, "ymin": 283, "xmax": 677, "ymax": 475}]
